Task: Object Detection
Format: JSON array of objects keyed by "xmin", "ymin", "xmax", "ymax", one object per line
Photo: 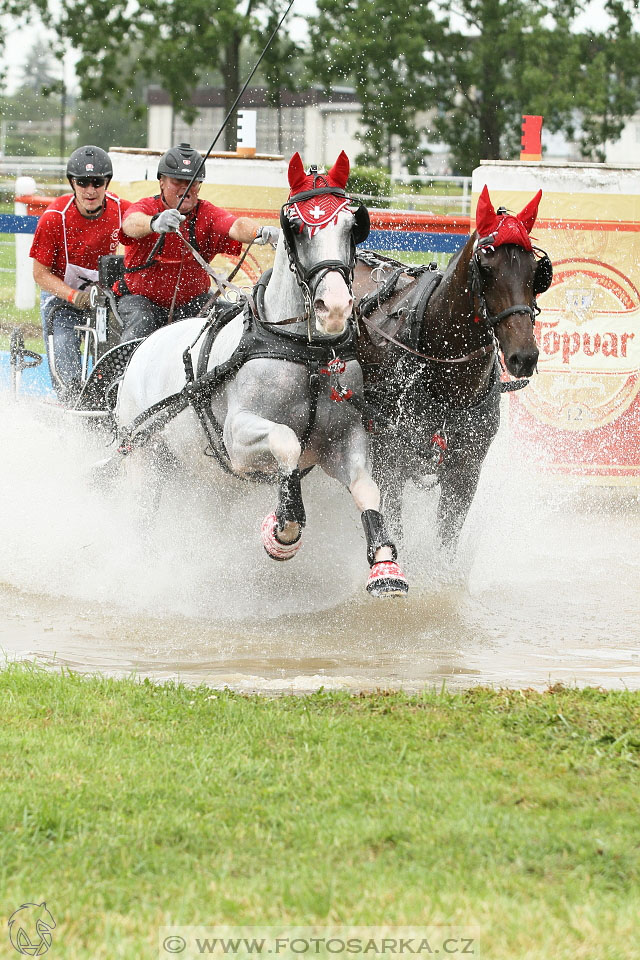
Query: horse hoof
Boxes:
[
  {"xmin": 366, "ymin": 560, "xmax": 409, "ymax": 598},
  {"xmin": 261, "ymin": 512, "xmax": 302, "ymax": 561}
]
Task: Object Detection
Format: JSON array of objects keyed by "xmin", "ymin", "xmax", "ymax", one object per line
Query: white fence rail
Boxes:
[
  {"xmin": 389, "ymin": 174, "xmax": 471, "ymax": 216},
  {"xmin": 0, "ymin": 157, "xmax": 67, "ymax": 197}
]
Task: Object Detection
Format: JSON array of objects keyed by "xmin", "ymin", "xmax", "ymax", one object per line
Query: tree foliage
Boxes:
[
  {"xmin": 309, "ymin": 0, "xmax": 444, "ymax": 171},
  {"xmin": 307, "ymin": 0, "xmax": 640, "ymax": 172},
  {"xmin": 571, "ymin": 0, "xmax": 640, "ymax": 160},
  {"xmin": 0, "ymin": 0, "xmax": 298, "ymax": 150}
]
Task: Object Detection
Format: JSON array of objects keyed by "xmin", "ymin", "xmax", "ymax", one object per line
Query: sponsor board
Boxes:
[{"xmin": 472, "ymin": 162, "xmax": 640, "ymax": 482}]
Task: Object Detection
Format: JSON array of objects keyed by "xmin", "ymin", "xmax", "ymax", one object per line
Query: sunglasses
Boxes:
[{"xmin": 74, "ymin": 177, "xmax": 108, "ymax": 188}]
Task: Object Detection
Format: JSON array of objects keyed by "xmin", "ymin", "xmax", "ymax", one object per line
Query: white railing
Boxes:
[
  {"xmin": 389, "ymin": 174, "xmax": 472, "ymax": 216},
  {"xmin": 0, "ymin": 156, "xmax": 67, "ymax": 174},
  {"xmin": 0, "ymin": 157, "xmax": 67, "ymax": 196}
]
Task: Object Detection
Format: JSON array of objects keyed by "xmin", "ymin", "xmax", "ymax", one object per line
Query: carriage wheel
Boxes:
[{"xmin": 215, "ymin": 250, "xmax": 265, "ymax": 297}]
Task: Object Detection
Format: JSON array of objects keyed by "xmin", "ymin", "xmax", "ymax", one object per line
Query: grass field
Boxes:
[{"xmin": 1, "ymin": 666, "xmax": 638, "ymax": 960}]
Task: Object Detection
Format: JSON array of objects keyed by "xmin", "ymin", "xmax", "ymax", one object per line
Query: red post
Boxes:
[{"xmin": 520, "ymin": 115, "xmax": 543, "ymax": 161}]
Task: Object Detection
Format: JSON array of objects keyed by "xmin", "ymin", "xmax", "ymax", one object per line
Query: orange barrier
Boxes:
[{"xmin": 15, "ymin": 195, "xmax": 51, "ymax": 217}]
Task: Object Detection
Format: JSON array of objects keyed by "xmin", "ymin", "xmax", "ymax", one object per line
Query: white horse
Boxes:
[{"xmin": 115, "ymin": 151, "xmax": 408, "ymax": 597}]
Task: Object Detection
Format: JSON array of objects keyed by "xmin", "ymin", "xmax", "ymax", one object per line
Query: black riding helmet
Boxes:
[
  {"xmin": 157, "ymin": 142, "xmax": 206, "ymax": 181},
  {"xmin": 66, "ymin": 145, "xmax": 112, "ymax": 183}
]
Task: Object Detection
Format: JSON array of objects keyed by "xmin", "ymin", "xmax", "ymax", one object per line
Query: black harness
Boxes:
[
  {"xmin": 117, "ymin": 180, "xmax": 372, "ymax": 467},
  {"xmin": 116, "ymin": 197, "xmax": 203, "ymax": 296},
  {"xmin": 117, "ymin": 287, "xmax": 362, "ymax": 473},
  {"xmin": 469, "ymin": 230, "xmax": 553, "ymax": 329},
  {"xmin": 279, "ymin": 174, "xmax": 369, "ymax": 330}
]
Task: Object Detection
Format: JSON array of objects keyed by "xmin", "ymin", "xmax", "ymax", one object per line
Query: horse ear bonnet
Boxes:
[
  {"xmin": 533, "ymin": 253, "xmax": 553, "ymax": 294},
  {"xmin": 475, "ymin": 185, "xmax": 497, "ymax": 239},
  {"xmin": 288, "ymin": 152, "xmax": 307, "ymax": 193},
  {"xmin": 352, "ymin": 204, "xmax": 370, "ymax": 245}
]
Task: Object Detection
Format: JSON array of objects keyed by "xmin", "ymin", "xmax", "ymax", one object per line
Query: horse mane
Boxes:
[{"xmin": 442, "ymin": 231, "xmax": 476, "ymax": 281}]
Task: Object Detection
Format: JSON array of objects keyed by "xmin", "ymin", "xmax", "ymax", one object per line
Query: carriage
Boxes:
[{"xmin": 7, "ymin": 156, "xmax": 551, "ymax": 594}]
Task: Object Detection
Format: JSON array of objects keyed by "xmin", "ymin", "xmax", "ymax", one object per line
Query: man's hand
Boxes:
[
  {"xmin": 70, "ymin": 289, "xmax": 92, "ymax": 310},
  {"xmin": 151, "ymin": 208, "xmax": 185, "ymax": 233},
  {"xmin": 255, "ymin": 225, "xmax": 280, "ymax": 247}
]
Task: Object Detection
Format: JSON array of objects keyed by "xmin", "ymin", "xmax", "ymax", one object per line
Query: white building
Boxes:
[
  {"xmin": 145, "ymin": 85, "xmax": 453, "ymax": 174},
  {"xmin": 605, "ymin": 115, "xmax": 640, "ymax": 164},
  {"xmin": 146, "ymin": 85, "xmax": 364, "ymax": 168}
]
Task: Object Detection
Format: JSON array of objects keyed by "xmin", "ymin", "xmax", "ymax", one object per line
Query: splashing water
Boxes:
[{"xmin": 1, "ymin": 395, "xmax": 638, "ymax": 691}]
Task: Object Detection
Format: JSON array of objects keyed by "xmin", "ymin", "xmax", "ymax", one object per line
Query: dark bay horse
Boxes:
[{"xmin": 354, "ymin": 186, "xmax": 553, "ymax": 550}]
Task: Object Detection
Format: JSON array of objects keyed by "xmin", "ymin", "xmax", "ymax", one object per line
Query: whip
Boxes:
[{"xmin": 147, "ymin": 0, "xmax": 296, "ymax": 262}]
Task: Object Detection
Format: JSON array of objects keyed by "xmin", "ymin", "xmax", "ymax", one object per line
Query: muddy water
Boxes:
[{"xmin": 1, "ymin": 396, "xmax": 639, "ymax": 692}]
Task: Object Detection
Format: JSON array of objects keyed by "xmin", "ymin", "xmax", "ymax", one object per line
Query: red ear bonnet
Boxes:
[
  {"xmin": 326, "ymin": 150, "xmax": 350, "ymax": 189},
  {"xmin": 288, "ymin": 152, "xmax": 307, "ymax": 194},
  {"xmin": 474, "ymin": 185, "xmax": 542, "ymax": 252},
  {"xmin": 475, "ymin": 185, "xmax": 497, "ymax": 238},
  {"xmin": 287, "ymin": 151, "xmax": 354, "ymax": 234},
  {"xmin": 516, "ymin": 189, "xmax": 542, "ymax": 234}
]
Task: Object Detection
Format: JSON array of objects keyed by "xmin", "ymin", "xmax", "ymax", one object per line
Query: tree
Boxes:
[
  {"xmin": 306, "ymin": 0, "xmax": 640, "ymax": 173},
  {"xmin": 74, "ymin": 97, "xmax": 147, "ymax": 151},
  {"xmin": 0, "ymin": 0, "xmax": 299, "ymax": 150},
  {"xmin": 255, "ymin": 2, "xmax": 303, "ymax": 153},
  {"xmin": 571, "ymin": 1, "xmax": 640, "ymax": 160},
  {"xmin": 308, "ymin": 0, "xmax": 444, "ymax": 171},
  {"xmin": 18, "ymin": 35, "xmax": 57, "ymax": 93},
  {"xmin": 428, "ymin": 0, "xmax": 591, "ymax": 172}
]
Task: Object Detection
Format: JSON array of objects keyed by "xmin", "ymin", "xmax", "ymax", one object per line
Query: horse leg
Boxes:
[
  {"xmin": 437, "ymin": 406, "xmax": 498, "ymax": 553},
  {"xmin": 321, "ymin": 442, "xmax": 408, "ymax": 597},
  {"xmin": 261, "ymin": 468, "xmax": 306, "ymax": 561},
  {"xmin": 370, "ymin": 431, "xmax": 406, "ymax": 545},
  {"xmin": 225, "ymin": 412, "xmax": 305, "ymax": 561},
  {"xmin": 436, "ymin": 456, "xmax": 483, "ymax": 553}
]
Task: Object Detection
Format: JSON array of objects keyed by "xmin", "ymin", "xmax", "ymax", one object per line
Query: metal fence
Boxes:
[
  {"xmin": 0, "ymin": 157, "xmax": 68, "ymax": 199},
  {"xmin": 388, "ymin": 174, "xmax": 472, "ymax": 216}
]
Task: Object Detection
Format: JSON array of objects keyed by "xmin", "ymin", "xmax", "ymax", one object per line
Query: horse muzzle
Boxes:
[
  {"xmin": 313, "ymin": 273, "xmax": 354, "ymax": 335},
  {"xmin": 504, "ymin": 344, "xmax": 539, "ymax": 378}
]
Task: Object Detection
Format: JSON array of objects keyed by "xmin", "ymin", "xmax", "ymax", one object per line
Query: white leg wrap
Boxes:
[
  {"xmin": 261, "ymin": 512, "xmax": 302, "ymax": 561},
  {"xmin": 366, "ymin": 560, "xmax": 409, "ymax": 598}
]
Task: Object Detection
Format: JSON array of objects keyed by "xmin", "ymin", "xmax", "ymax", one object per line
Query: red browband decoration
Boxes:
[{"xmin": 287, "ymin": 151, "xmax": 353, "ymax": 235}]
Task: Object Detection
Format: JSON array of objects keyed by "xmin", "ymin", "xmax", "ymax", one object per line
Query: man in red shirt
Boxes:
[
  {"xmin": 30, "ymin": 145, "xmax": 131, "ymax": 402},
  {"xmin": 116, "ymin": 142, "xmax": 279, "ymax": 341}
]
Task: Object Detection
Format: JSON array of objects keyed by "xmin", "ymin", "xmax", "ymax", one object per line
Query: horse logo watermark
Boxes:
[{"xmin": 7, "ymin": 902, "xmax": 56, "ymax": 956}]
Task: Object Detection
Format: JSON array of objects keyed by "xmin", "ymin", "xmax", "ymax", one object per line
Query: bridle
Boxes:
[
  {"xmin": 279, "ymin": 176, "xmax": 370, "ymax": 332},
  {"xmin": 469, "ymin": 226, "xmax": 553, "ymax": 331}
]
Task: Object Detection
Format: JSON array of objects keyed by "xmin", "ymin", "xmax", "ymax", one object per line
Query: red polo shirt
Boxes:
[
  {"xmin": 119, "ymin": 195, "xmax": 242, "ymax": 307},
  {"xmin": 30, "ymin": 193, "xmax": 130, "ymax": 279}
]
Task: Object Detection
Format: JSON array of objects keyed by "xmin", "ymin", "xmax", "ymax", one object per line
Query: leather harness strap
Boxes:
[{"xmin": 360, "ymin": 313, "xmax": 496, "ymax": 365}]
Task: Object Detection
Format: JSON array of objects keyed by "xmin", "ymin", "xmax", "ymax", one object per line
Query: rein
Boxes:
[
  {"xmin": 173, "ymin": 229, "xmax": 257, "ymax": 303},
  {"xmin": 360, "ymin": 313, "xmax": 496, "ymax": 365}
]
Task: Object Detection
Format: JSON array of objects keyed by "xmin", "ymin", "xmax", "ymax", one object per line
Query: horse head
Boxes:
[
  {"xmin": 278, "ymin": 151, "xmax": 369, "ymax": 336},
  {"xmin": 471, "ymin": 185, "xmax": 552, "ymax": 378}
]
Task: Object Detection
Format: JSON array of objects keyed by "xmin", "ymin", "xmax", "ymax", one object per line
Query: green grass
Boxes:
[{"xmin": 1, "ymin": 665, "xmax": 638, "ymax": 960}]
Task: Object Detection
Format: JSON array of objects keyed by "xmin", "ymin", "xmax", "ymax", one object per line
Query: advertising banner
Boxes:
[{"xmin": 473, "ymin": 161, "xmax": 640, "ymax": 483}]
